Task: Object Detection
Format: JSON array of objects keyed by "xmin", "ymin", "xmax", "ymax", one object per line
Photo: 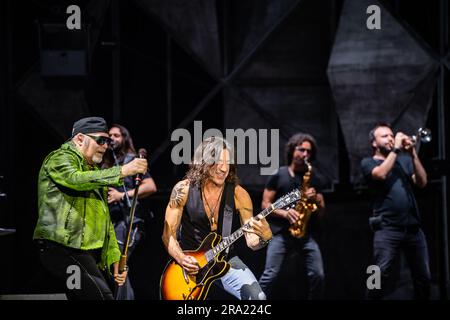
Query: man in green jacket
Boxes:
[{"xmin": 33, "ymin": 116, "xmax": 147, "ymax": 300}]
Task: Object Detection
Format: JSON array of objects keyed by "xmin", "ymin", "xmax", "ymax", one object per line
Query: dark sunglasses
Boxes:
[
  {"xmin": 295, "ymin": 146, "xmax": 312, "ymax": 153},
  {"xmin": 85, "ymin": 134, "xmax": 112, "ymax": 146}
]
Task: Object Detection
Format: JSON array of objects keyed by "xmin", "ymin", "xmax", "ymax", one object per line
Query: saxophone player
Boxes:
[{"xmin": 259, "ymin": 133, "xmax": 325, "ymax": 299}]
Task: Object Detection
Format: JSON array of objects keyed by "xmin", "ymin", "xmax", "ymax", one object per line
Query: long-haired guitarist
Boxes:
[{"xmin": 162, "ymin": 136, "xmax": 272, "ymax": 300}]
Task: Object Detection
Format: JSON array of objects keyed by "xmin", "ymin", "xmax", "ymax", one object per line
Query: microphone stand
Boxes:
[
  {"xmin": 118, "ymin": 172, "xmax": 142, "ymax": 273},
  {"xmin": 114, "ymin": 149, "xmax": 147, "ymax": 299}
]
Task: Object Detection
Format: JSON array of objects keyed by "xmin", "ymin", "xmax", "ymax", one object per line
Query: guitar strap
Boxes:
[
  {"xmin": 221, "ymin": 183, "xmax": 235, "ymax": 254},
  {"xmin": 222, "ymin": 183, "xmax": 235, "ymax": 237}
]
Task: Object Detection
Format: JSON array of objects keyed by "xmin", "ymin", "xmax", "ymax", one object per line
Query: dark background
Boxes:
[{"xmin": 0, "ymin": 0, "xmax": 449, "ymax": 300}]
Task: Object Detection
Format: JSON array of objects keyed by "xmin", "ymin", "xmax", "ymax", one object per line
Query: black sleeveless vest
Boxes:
[{"xmin": 179, "ymin": 182, "xmax": 239, "ymax": 255}]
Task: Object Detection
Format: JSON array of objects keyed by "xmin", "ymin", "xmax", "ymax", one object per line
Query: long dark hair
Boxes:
[
  {"xmin": 185, "ymin": 136, "xmax": 239, "ymax": 187},
  {"xmin": 285, "ymin": 133, "xmax": 317, "ymax": 165},
  {"xmin": 103, "ymin": 124, "xmax": 137, "ymax": 168}
]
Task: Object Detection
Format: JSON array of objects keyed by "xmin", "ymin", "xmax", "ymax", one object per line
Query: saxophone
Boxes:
[{"xmin": 288, "ymin": 158, "xmax": 318, "ymax": 238}]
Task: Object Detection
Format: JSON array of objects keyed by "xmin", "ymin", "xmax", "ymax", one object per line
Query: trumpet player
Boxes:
[
  {"xmin": 259, "ymin": 133, "xmax": 325, "ymax": 299},
  {"xmin": 361, "ymin": 123, "xmax": 430, "ymax": 299}
]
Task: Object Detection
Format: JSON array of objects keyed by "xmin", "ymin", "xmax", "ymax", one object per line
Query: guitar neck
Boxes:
[{"xmin": 207, "ymin": 205, "xmax": 275, "ymax": 260}]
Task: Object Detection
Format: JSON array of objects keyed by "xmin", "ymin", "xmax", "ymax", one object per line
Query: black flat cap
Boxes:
[{"xmin": 71, "ymin": 116, "xmax": 108, "ymax": 137}]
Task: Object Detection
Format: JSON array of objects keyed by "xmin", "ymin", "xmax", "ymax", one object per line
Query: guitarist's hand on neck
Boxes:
[
  {"xmin": 235, "ymin": 186, "xmax": 273, "ymax": 250},
  {"xmin": 243, "ymin": 216, "xmax": 272, "ymax": 243}
]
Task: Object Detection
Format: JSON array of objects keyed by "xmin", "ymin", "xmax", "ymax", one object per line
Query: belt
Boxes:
[{"xmin": 384, "ymin": 225, "xmax": 420, "ymax": 233}]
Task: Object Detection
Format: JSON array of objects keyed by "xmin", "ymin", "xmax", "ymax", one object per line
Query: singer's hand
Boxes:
[
  {"xmin": 113, "ymin": 262, "xmax": 128, "ymax": 286},
  {"xmin": 121, "ymin": 158, "xmax": 147, "ymax": 177}
]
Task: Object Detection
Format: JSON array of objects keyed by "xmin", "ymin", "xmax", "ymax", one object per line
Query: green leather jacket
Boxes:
[{"xmin": 34, "ymin": 141, "xmax": 123, "ymax": 272}]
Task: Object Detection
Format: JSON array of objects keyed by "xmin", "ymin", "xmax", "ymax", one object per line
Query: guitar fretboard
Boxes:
[{"xmin": 204, "ymin": 206, "xmax": 273, "ymax": 262}]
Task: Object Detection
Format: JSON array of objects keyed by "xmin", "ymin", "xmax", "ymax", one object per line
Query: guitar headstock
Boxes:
[{"xmin": 273, "ymin": 189, "xmax": 301, "ymax": 210}]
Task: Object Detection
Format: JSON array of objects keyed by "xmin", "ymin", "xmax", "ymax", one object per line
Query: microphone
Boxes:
[
  {"xmin": 135, "ymin": 148, "xmax": 148, "ymax": 185},
  {"xmin": 138, "ymin": 148, "xmax": 147, "ymax": 158},
  {"xmin": 118, "ymin": 147, "xmax": 148, "ymax": 274}
]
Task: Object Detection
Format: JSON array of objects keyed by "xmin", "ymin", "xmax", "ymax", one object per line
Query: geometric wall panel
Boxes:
[
  {"xmin": 225, "ymin": 0, "xmax": 338, "ymax": 189},
  {"xmin": 230, "ymin": 0, "xmax": 300, "ymax": 69},
  {"xmin": 15, "ymin": 0, "xmax": 111, "ymax": 141},
  {"xmin": 17, "ymin": 72, "xmax": 88, "ymax": 140},
  {"xmin": 225, "ymin": 85, "xmax": 338, "ymax": 190},
  {"xmin": 133, "ymin": 0, "xmax": 222, "ymax": 78},
  {"xmin": 327, "ymin": 0, "xmax": 438, "ymax": 185}
]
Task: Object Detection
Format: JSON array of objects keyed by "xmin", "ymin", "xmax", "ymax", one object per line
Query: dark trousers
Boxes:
[
  {"xmin": 36, "ymin": 239, "xmax": 114, "ymax": 300},
  {"xmin": 259, "ymin": 231, "xmax": 325, "ymax": 299},
  {"xmin": 368, "ymin": 226, "xmax": 431, "ymax": 300}
]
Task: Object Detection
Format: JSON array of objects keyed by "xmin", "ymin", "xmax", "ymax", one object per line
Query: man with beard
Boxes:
[
  {"xmin": 162, "ymin": 136, "xmax": 272, "ymax": 300},
  {"xmin": 102, "ymin": 124, "xmax": 157, "ymax": 299},
  {"xmin": 259, "ymin": 133, "xmax": 325, "ymax": 299},
  {"xmin": 34, "ymin": 117, "xmax": 147, "ymax": 300},
  {"xmin": 361, "ymin": 123, "xmax": 430, "ymax": 299}
]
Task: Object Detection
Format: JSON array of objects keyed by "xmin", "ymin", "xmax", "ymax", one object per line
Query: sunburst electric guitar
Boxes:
[{"xmin": 160, "ymin": 189, "xmax": 301, "ymax": 300}]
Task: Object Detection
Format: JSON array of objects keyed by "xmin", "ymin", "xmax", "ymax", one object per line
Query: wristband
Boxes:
[{"xmin": 259, "ymin": 237, "xmax": 272, "ymax": 247}]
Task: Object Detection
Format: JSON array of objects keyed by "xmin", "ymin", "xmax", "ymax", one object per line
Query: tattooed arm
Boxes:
[
  {"xmin": 162, "ymin": 179, "xmax": 199, "ymax": 275},
  {"xmin": 235, "ymin": 185, "xmax": 273, "ymax": 251}
]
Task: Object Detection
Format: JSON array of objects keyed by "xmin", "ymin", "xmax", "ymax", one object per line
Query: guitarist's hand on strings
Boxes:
[
  {"xmin": 180, "ymin": 255, "xmax": 200, "ymax": 275},
  {"xmin": 243, "ymin": 215, "xmax": 272, "ymax": 242}
]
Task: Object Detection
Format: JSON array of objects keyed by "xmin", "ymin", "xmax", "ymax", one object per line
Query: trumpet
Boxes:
[
  {"xmin": 394, "ymin": 128, "xmax": 431, "ymax": 152},
  {"xmin": 410, "ymin": 127, "xmax": 432, "ymax": 145}
]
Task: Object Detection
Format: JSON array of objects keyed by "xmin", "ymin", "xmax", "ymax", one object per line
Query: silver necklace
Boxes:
[{"xmin": 202, "ymin": 185, "xmax": 224, "ymax": 227}]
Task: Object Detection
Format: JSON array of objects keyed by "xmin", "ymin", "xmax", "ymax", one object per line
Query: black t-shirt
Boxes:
[
  {"xmin": 265, "ymin": 166, "xmax": 323, "ymax": 235},
  {"xmin": 361, "ymin": 154, "xmax": 420, "ymax": 227}
]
